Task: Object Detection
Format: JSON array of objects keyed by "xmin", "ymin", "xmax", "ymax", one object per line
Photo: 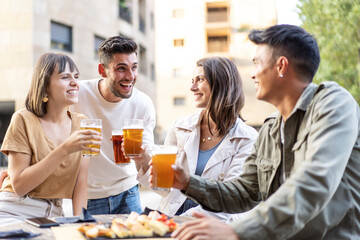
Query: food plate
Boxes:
[{"xmin": 77, "ymin": 211, "xmax": 177, "ymax": 239}]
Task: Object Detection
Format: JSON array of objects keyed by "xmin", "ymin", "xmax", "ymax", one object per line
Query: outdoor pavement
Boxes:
[{"xmin": 63, "ymin": 189, "xmax": 162, "ymax": 216}]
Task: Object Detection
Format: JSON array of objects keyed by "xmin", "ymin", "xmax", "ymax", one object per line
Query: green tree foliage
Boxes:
[{"xmin": 298, "ymin": 0, "xmax": 360, "ymax": 104}]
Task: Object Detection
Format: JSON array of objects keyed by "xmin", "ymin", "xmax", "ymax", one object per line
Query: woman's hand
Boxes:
[{"xmin": 61, "ymin": 129, "xmax": 102, "ymax": 155}]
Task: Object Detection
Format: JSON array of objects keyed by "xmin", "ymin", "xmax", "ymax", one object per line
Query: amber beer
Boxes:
[
  {"xmin": 123, "ymin": 127, "xmax": 144, "ymax": 157},
  {"xmin": 112, "ymin": 130, "xmax": 130, "ymax": 164},
  {"xmin": 122, "ymin": 119, "xmax": 144, "ymax": 157},
  {"xmin": 80, "ymin": 119, "xmax": 102, "ymax": 156},
  {"xmin": 152, "ymin": 145, "xmax": 177, "ymax": 191}
]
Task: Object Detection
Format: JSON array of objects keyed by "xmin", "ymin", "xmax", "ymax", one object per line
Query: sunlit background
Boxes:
[
  {"xmin": 0, "ymin": 0, "xmax": 301, "ymax": 215},
  {"xmin": 0, "ymin": 0, "xmax": 301, "ymax": 167},
  {"xmin": 0, "ymin": 0, "xmax": 358, "ymax": 217}
]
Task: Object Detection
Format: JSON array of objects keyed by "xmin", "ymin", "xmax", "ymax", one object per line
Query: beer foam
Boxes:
[
  {"xmin": 152, "ymin": 145, "xmax": 177, "ymax": 155},
  {"xmin": 81, "ymin": 125, "xmax": 102, "ymax": 129},
  {"xmin": 112, "ymin": 130, "xmax": 123, "ymax": 135},
  {"xmin": 122, "ymin": 125, "xmax": 144, "ymax": 130}
]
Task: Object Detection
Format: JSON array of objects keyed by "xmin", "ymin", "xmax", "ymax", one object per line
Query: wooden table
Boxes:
[{"xmin": 0, "ymin": 214, "xmax": 192, "ymax": 240}]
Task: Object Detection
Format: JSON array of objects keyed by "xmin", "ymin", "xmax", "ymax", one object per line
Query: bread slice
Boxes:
[
  {"xmin": 144, "ymin": 219, "xmax": 169, "ymax": 236},
  {"xmin": 111, "ymin": 219, "xmax": 133, "ymax": 238},
  {"xmin": 130, "ymin": 222, "xmax": 153, "ymax": 237}
]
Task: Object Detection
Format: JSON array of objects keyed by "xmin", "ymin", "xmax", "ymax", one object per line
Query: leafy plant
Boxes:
[{"xmin": 298, "ymin": 0, "xmax": 360, "ymax": 104}]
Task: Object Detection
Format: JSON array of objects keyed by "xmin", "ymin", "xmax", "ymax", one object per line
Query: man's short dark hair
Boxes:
[
  {"xmin": 98, "ymin": 36, "xmax": 138, "ymax": 67},
  {"xmin": 248, "ymin": 24, "xmax": 320, "ymax": 80}
]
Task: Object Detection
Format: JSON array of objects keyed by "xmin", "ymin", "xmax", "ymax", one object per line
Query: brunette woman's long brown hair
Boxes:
[{"xmin": 197, "ymin": 57, "xmax": 245, "ymax": 136}]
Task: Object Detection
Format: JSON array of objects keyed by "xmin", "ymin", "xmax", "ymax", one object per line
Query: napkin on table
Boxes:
[
  {"xmin": 0, "ymin": 229, "xmax": 41, "ymax": 238},
  {"xmin": 55, "ymin": 208, "xmax": 96, "ymax": 224}
]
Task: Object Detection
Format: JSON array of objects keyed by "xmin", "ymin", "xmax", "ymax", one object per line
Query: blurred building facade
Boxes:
[
  {"xmin": 155, "ymin": 0, "xmax": 277, "ymax": 142},
  {"xmin": 0, "ymin": 0, "xmax": 280, "ymax": 164},
  {"xmin": 0, "ymin": 0, "xmax": 156, "ymax": 164}
]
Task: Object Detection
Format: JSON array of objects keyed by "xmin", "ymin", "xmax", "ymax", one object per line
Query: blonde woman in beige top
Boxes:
[{"xmin": 0, "ymin": 53, "xmax": 102, "ymax": 225}]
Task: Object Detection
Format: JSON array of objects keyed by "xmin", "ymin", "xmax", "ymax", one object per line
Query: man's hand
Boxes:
[
  {"xmin": 171, "ymin": 164, "xmax": 191, "ymax": 190},
  {"xmin": 129, "ymin": 145, "xmax": 152, "ymax": 172},
  {"xmin": 171, "ymin": 212, "xmax": 239, "ymax": 240},
  {"xmin": 148, "ymin": 162, "xmax": 191, "ymax": 191}
]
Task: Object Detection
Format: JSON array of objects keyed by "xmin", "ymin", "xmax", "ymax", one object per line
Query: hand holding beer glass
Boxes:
[
  {"xmin": 122, "ymin": 119, "xmax": 144, "ymax": 158},
  {"xmin": 112, "ymin": 130, "xmax": 130, "ymax": 165},
  {"xmin": 151, "ymin": 145, "xmax": 177, "ymax": 191},
  {"xmin": 80, "ymin": 119, "xmax": 102, "ymax": 156}
]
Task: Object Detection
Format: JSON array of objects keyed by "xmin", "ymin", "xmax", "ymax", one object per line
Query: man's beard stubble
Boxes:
[{"xmin": 109, "ymin": 80, "xmax": 133, "ymax": 99}]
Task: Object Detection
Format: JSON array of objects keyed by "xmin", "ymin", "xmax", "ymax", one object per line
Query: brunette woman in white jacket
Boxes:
[{"xmin": 140, "ymin": 57, "xmax": 258, "ymax": 222}]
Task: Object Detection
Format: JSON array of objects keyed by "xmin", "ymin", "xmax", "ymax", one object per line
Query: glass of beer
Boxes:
[
  {"xmin": 112, "ymin": 130, "xmax": 130, "ymax": 165},
  {"xmin": 80, "ymin": 119, "xmax": 102, "ymax": 156},
  {"xmin": 122, "ymin": 119, "xmax": 144, "ymax": 158},
  {"xmin": 151, "ymin": 145, "xmax": 177, "ymax": 191}
]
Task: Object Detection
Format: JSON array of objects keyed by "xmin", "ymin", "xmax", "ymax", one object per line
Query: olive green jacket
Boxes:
[{"xmin": 185, "ymin": 82, "xmax": 360, "ymax": 239}]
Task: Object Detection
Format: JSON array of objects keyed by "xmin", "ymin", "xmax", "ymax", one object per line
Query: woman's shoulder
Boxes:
[
  {"xmin": 68, "ymin": 111, "xmax": 88, "ymax": 124},
  {"xmin": 11, "ymin": 108, "xmax": 37, "ymax": 123},
  {"xmin": 69, "ymin": 111, "xmax": 87, "ymax": 119},
  {"xmin": 172, "ymin": 112, "xmax": 202, "ymax": 130}
]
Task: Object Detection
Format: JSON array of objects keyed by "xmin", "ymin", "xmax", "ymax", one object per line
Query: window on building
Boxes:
[
  {"xmin": 207, "ymin": 35, "xmax": 228, "ymax": 53},
  {"xmin": 94, "ymin": 35, "xmax": 105, "ymax": 59},
  {"xmin": 173, "ymin": 97, "xmax": 186, "ymax": 106},
  {"xmin": 150, "ymin": 63, "xmax": 155, "ymax": 81},
  {"xmin": 173, "ymin": 39, "xmax": 184, "ymax": 47},
  {"xmin": 139, "ymin": 0, "xmax": 146, "ymax": 33},
  {"xmin": 139, "ymin": 45, "xmax": 147, "ymax": 74},
  {"xmin": 51, "ymin": 21, "xmax": 72, "ymax": 52},
  {"xmin": 119, "ymin": 0, "xmax": 132, "ymax": 24},
  {"xmin": 207, "ymin": 6, "xmax": 228, "ymax": 22},
  {"xmin": 173, "ymin": 9, "xmax": 184, "ymax": 18}
]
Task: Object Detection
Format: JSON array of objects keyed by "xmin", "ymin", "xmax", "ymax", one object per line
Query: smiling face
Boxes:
[
  {"xmin": 47, "ymin": 62, "xmax": 79, "ymax": 107},
  {"xmin": 251, "ymin": 44, "xmax": 279, "ymax": 102},
  {"xmin": 101, "ymin": 52, "xmax": 138, "ymax": 100},
  {"xmin": 191, "ymin": 66, "xmax": 211, "ymax": 108}
]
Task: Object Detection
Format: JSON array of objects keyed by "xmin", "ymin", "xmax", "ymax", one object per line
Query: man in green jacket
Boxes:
[{"xmin": 168, "ymin": 24, "xmax": 360, "ymax": 239}]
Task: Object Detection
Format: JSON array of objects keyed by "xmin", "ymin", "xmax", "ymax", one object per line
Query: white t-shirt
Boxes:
[{"xmin": 71, "ymin": 79, "xmax": 156, "ymax": 199}]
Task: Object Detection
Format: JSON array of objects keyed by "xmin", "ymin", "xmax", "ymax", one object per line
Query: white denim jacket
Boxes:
[{"xmin": 156, "ymin": 110, "xmax": 258, "ymax": 222}]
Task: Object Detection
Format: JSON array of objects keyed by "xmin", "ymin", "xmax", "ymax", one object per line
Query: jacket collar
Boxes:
[
  {"xmin": 269, "ymin": 83, "xmax": 318, "ymax": 137},
  {"xmin": 291, "ymin": 82, "xmax": 317, "ymax": 113},
  {"xmin": 177, "ymin": 110, "xmax": 254, "ymax": 174},
  {"xmin": 175, "ymin": 110, "xmax": 255, "ymax": 140},
  {"xmin": 174, "ymin": 110, "xmax": 204, "ymax": 132}
]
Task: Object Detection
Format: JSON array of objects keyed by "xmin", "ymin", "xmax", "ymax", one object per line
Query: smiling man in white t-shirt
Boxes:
[{"xmin": 72, "ymin": 36, "xmax": 156, "ymax": 215}]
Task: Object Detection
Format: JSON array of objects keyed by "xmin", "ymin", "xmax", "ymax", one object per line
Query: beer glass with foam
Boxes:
[
  {"xmin": 80, "ymin": 119, "xmax": 102, "ymax": 156},
  {"xmin": 151, "ymin": 145, "xmax": 177, "ymax": 191},
  {"xmin": 112, "ymin": 129, "xmax": 130, "ymax": 164},
  {"xmin": 122, "ymin": 119, "xmax": 144, "ymax": 158}
]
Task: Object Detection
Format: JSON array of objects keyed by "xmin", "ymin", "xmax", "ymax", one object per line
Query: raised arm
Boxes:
[
  {"xmin": 183, "ymin": 86, "xmax": 360, "ymax": 239},
  {"xmin": 8, "ymin": 129, "xmax": 101, "ymax": 197}
]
